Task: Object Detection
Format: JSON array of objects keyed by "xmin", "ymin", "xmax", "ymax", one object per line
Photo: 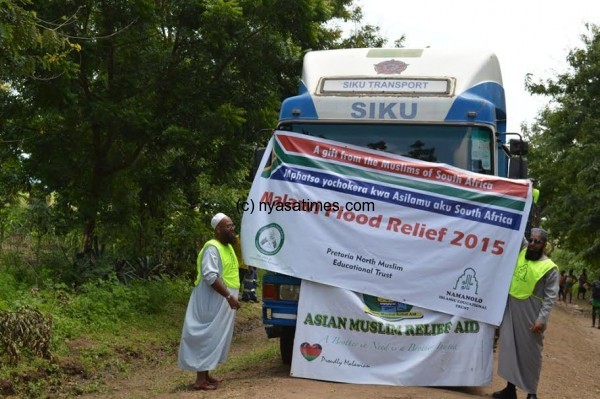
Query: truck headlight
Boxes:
[{"xmin": 279, "ymin": 284, "xmax": 300, "ymax": 301}]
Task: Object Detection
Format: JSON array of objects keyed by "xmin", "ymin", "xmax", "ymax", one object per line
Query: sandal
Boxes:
[
  {"xmin": 207, "ymin": 376, "xmax": 222, "ymax": 384},
  {"xmin": 192, "ymin": 381, "xmax": 217, "ymax": 391}
]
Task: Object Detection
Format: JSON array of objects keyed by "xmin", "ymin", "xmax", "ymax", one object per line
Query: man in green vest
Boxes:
[
  {"xmin": 177, "ymin": 212, "xmax": 241, "ymax": 391},
  {"xmin": 493, "ymin": 228, "xmax": 559, "ymax": 399}
]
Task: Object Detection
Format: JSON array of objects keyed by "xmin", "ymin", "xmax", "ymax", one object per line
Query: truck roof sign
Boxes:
[{"xmin": 319, "ymin": 77, "xmax": 454, "ymax": 96}]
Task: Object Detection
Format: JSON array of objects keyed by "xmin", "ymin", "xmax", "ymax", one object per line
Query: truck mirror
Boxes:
[
  {"xmin": 508, "ymin": 157, "xmax": 528, "ymax": 179},
  {"xmin": 509, "ymin": 139, "xmax": 529, "ymax": 156}
]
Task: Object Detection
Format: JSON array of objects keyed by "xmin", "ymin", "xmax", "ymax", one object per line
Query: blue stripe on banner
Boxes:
[{"xmin": 269, "ymin": 165, "xmax": 522, "ymax": 230}]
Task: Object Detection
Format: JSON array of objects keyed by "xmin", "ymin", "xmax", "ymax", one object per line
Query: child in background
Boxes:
[{"xmin": 564, "ymin": 269, "xmax": 577, "ymax": 304}]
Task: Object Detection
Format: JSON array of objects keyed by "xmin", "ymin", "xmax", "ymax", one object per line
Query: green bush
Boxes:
[
  {"xmin": 0, "ymin": 271, "xmax": 27, "ymax": 311},
  {"xmin": 551, "ymin": 248, "xmax": 589, "ymax": 274}
]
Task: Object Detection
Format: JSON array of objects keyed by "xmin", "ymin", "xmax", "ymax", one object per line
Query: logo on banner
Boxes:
[
  {"xmin": 453, "ymin": 268, "xmax": 479, "ymax": 294},
  {"xmin": 300, "ymin": 342, "xmax": 322, "ymax": 361},
  {"xmin": 255, "ymin": 223, "xmax": 284, "ymax": 255},
  {"xmin": 438, "ymin": 268, "xmax": 487, "ymax": 311},
  {"xmin": 362, "ymin": 295, "xmax": 423, "ymax": 321}
]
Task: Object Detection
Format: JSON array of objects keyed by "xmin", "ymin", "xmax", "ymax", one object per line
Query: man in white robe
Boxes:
[
  {"xmin": 493, "ymin": 228, "xmax": 559, "ymax": 399},
  {"xmin": 178, "ymin": 212, "xmax": 241, "ymax": 390}
]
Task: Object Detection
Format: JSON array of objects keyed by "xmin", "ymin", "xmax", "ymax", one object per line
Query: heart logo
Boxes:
[{"xmin": 300, "ymin": 342, "xmax": 322, "ymax": 361}]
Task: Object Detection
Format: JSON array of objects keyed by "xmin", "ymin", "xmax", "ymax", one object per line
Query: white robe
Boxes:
[
  {"xmin": 178, "ymin": 246, "xmax": 238, "ymax": 371},
  {"xmin": 497, "ymin": 266, "xmax": 559, "ymax": 394}
]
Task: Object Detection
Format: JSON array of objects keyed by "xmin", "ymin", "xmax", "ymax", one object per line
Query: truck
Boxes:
[{"xmin": 256, "ymin": 48, "xmax": 530, "ymax": 364}]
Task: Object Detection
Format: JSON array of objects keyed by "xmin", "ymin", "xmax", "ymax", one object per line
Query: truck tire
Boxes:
[{"xmin": 279, "ymin": 327, "xmax": 295, "ymax": 365}]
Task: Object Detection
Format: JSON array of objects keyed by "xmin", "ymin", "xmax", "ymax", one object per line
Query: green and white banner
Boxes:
[
  {"xmin": 291, "ymin": 281, "xmax": 494, "ymax": 386},
  {"xmin": 241, "ymin": 131, "xmax": 532, "ymax": 325}
]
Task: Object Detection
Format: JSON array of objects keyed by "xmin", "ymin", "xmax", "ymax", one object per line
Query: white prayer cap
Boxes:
[
  {"xmin": 530, "ymin": 228, "xmax": 548, "ymax": 240},
  {"xmin": 211, "ymin": 212, "xmax": 227, "ymax": 229}
]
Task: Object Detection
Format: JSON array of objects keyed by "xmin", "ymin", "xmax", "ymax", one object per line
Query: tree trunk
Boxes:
[{"xmin": 82, "ymin": 218, "xmax": 96, "ymax": 254}]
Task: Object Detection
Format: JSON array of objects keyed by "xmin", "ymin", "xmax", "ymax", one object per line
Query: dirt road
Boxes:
[{"xmin": 82, "ymin": 299, "xmax": 600, "ymax": 399}]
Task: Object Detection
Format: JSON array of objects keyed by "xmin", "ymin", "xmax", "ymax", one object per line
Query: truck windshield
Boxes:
[{"xmin": 278, "ymin": 123, "xmax": 495, "ymax": 174}]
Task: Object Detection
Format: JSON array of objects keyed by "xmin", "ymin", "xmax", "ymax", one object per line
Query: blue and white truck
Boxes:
[{"xmin": 255, "ymin": 48, "xmax": 530, "ymax": 364}]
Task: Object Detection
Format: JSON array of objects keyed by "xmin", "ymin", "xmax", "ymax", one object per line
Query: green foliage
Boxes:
[
  {"xmin": 1, "ymin": 0, "xmax": 388, "ymax": 284},
  {"xmin": 550, "ymin": 247, "xmax": 590, "ymax": 274},
  {"xmin": 59, "ymin": 274, "xmax": 177, "ymax": 330},
  {"xmin": 0, "ymin": 252, "xmax": 34, "ymax": 286},
  {"xmin": 0, "ymin": 276, "xmax": 193, "ymax": 397},
  {"xmin": 0, "ymin": 271, "xmax": 25, "ymax": 310},
  {"xmin": 525, "ymin": 24, "xmax": 600, "ymax": 270},
  {"xmin": 116, "ymin": 256, "xmax": 167, "ymax": 282},
  {"xmin": 0, "ymin": 0, "xmax": 76, "ymax": 80}
]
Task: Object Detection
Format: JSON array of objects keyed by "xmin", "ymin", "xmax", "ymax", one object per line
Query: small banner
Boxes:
[
  {"xmin": 241, "ymin": 131, "xmax": 532, "ymax": 325},
  {"xmin": 290, "ymin": 281, "xmax": 494, "ymax": 386}
]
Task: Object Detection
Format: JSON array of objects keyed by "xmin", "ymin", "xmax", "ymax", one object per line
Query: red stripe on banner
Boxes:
[{"xmin": 275, "ymin": 132, "xmax": 530, "ymax": 199}]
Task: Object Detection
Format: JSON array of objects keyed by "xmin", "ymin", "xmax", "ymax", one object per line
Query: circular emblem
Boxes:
[
  {"xmin": 362, "ymin": 294, "xmax": 421, "ymax": 321},
  {"xmin": 364, "ymin": 295, "xmax": 412, "ymax": 313},
  {"xmin": 255, "ymin": 223, "xmax": 285, "ymax": 255}
]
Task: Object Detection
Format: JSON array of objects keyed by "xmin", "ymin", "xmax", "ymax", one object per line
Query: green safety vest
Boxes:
[
  {"xmin": 195, "ymin": 239, "xmax": 240, "ymax": 289},
  {"xmin": 509, "ymin": 248, "xmax": 557, "ymax": 300}
]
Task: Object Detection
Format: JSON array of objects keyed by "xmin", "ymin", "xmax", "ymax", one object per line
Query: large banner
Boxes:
[
  {"xmin": 290, "ymin": 281, "xmax": 494, "ymax": 386},
  {"xmin": 241, "ymin": 131, "xmax": 532, "ymax": 325}
]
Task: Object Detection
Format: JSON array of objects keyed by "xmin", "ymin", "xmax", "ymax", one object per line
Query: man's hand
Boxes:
[
  {"xmin": 226, "ymin": 296, "xmax": 241, "ymax": 310},
  {"xmin": 529, "ymin": 321, "xmax": 545, "ymax": 334}
]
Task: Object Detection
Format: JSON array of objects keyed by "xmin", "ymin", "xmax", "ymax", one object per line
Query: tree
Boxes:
[
  {"xmin": 0, "ymin": 0, "xmax": 75, "ymax": 80},
  {"xmin": 525, "ymin": 24, "xmax": 600, "ymax": 269},
  {"xmin": 333, "ymin": 7, "xmax": 404, "ymax": 49},
  {"xmin": 1, "ymin": 0, "xmax": 389, "ymax": 274},
  {"xmin": 0, "ymin": 0, "xmax": 77, "ymax": 258}
]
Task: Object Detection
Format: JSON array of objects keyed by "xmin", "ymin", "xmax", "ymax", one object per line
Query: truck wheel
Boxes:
[{"xmin": 279, "ymin": 327, "xmax": 295, "ymax": 365}]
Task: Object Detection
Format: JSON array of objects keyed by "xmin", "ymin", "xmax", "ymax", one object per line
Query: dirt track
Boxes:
[{"xmin": 81, "ymin": 298, "xmax": 600, "ymax": 399}]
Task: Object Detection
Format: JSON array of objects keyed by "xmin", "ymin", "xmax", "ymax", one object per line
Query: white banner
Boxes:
[
  {"xmin": 291, "ymin": 281, "xmax": 494, "ymax": 386},
  {"xmin": 241, "ymin": 131, "xmax": 532, "ymax": 325}
]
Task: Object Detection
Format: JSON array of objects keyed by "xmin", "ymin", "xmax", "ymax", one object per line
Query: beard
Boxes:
[
  {"xmin": 221, "ymin": 230, "xmax": 237, "ymax": 245},
  {"xmin": 525, "ymin": 247, "xmax": 544, "ymax": 260}
]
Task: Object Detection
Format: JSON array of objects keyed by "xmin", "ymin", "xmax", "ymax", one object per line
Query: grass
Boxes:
[
  {"xmin": 0, "ymin": 274, "xmax": 267, "ymax": 398},
  {"xmin": 221, "ymin": 340, "xmax": 279, "ymax": 372},
  {"xmin": 0, "ymin": 273, "xmax": 192, "ymax": 398},
  {"xmin": 0, "ymin": 217, "xmax": 275, "ymax": 396}
]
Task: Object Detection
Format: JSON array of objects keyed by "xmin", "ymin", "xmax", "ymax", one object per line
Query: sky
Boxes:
[{"xmin": 352, "ymin": 0, "xmax": 600, "ymax": 133}]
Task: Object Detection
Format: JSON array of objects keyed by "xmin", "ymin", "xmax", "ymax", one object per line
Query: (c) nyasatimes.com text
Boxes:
[{"xmin": 237, "ymin": 196, "xmax": 375, "ymax": 215}]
